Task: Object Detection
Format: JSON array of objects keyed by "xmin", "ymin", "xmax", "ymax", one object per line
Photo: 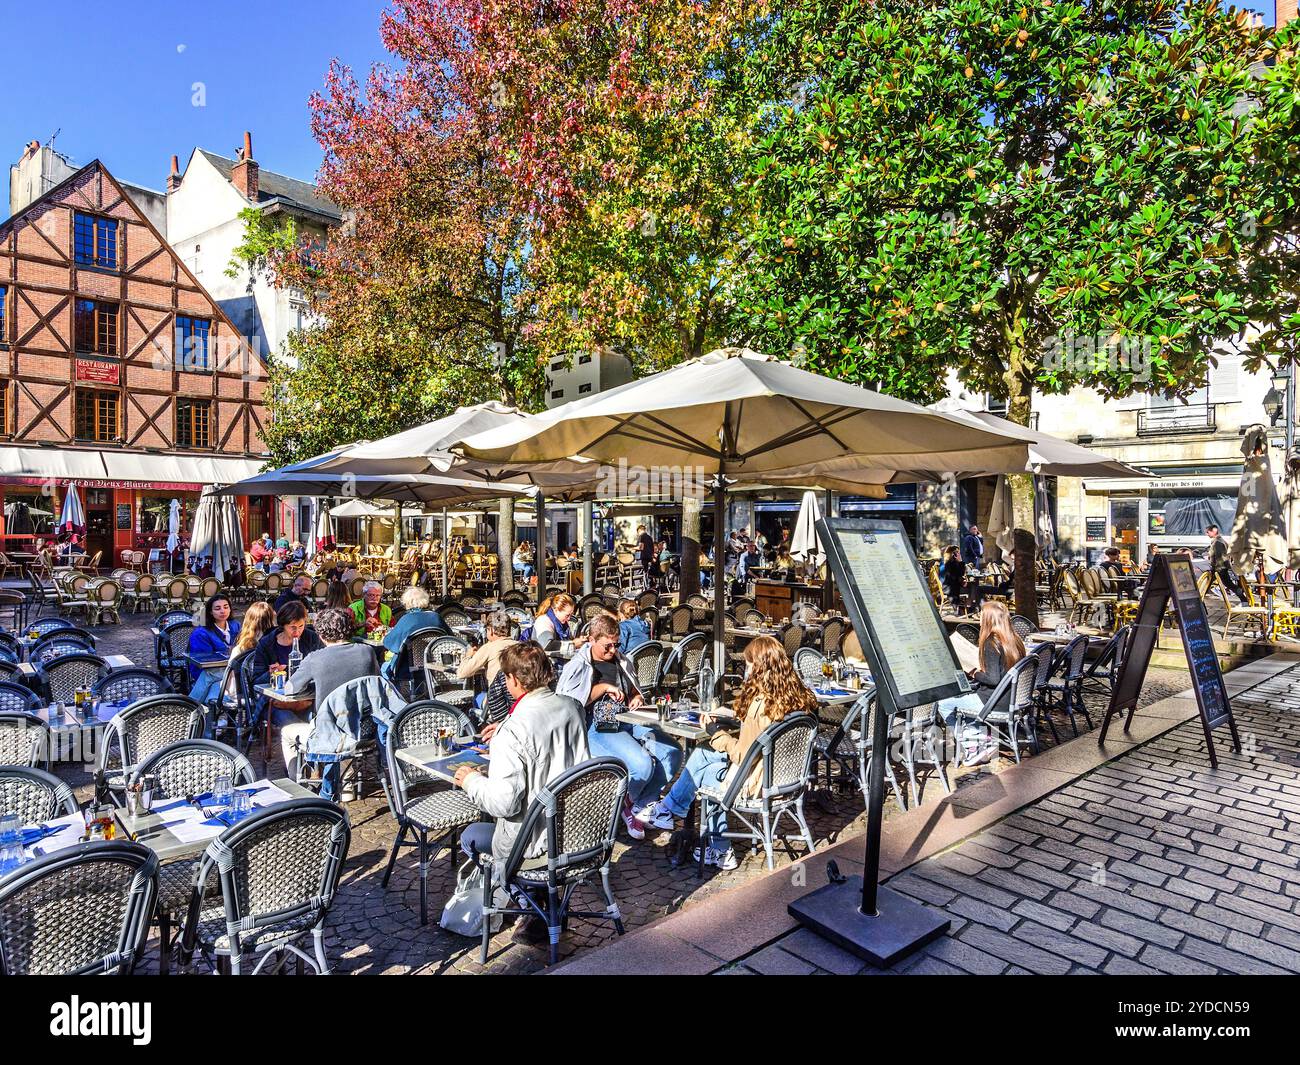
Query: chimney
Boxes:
[
  {"xmin": 230, "ymin": 131, "xmax": 259, "ymax": 201},
  {"xmin": 167, "ymin": 154, "xmax": 182, "ymax": 194}
]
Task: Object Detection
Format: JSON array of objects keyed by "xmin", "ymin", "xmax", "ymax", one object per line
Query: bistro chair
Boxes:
[
  {"xmin": 131, "ymin": 738, "xmax": 255, "ymax": 972},
  {"xmin": 777, "ymin": 621, "xmax": 806, "ymax": 659},
  {"xmin": 1040, "ymin": 634, "xmax": 1093, "ymax": 738},
  {"xmin": 422, "ymin": 634, "xmax": 471, "ymax": 697},
  {"xmin": 38, "ymin": 652, "xmax": 110, "ymax": 706},
  {"xmin": 29, "ymin": 636, "xmax": 98, "ymax": 668},
  {"xmin": 25, "ymin": 616, "xmax": 75, "ymax": 639},
  {"xmin": 0, "ymin": 630, "xmax": 22, "ymax": 662},
  {"xmin": 179, "ymin": 797, "xmax": 351, "ymax": 976},
  {"xmin": 952, "ymin": 656, "xmax": 1039, "ymax": 765},
  {"xmin": 0, "ymin": 660, "xmax": 20, "ymax": 683},
  {"xmin": 698, "ymin": 713, "xmax": 818, "ymax": 872},
  {"xmin": 626, "ymin": 641, "xmax": 666, "ymax": 696},
  {"xmin": 207, "ymin": 649, "xmax": 255, "ymax": 752},
  {"xmin": 0, "ymin": 765, "xmax": 79, "ymax": 824},
  {"xmin": 439, "ymin": 605, "xmax": 471, "ymax": 630},
  {"xmin": 0, "ymin": 711, "xmax": 48, "ymax": 768},
  {"xmin": 820, "ymin": 616, "xmax": 847, "ymax": 658},
  {"xmin": 390, "ymin": 626, "xmax": 452, "ymax": 701},
  {"xmin": 30, "ymin": 625, "xmax": 96, "ymax": 658},
  {"xmin": 1081, "ymin": 624, "xmax": 1133, "ymax": 699},
  {"xmin": 792, "ymin": 646, "xmax": 828, "ymax": 687},
  {"xmin": 160, "ymin": 576, "xmax": 190, "ymax": 611},
  {"xmin": 1213, "ymin": 575, "xmax": 1270, "ymax": 640},
  {"xmin": 0, "ymin": 590, "xmax": 29, "ymax": 633},
  {"xmin": 0, "ymin": 680, "xmax": 42, "ymax": 715},
  {"xmin": 655, "ymin": 631, "xmax": 707, "ymax": 700},
  {"xmin": 88, "ymin": 579, "xmax": 123, "ymax": 625},
  {"xmin": 0, "ymin": 841, "xmax": 159, "ymax": 975},
  {"xmin": 380, "ymin": 700, "xmax": 482, "ymax": 925},
  {"xmin": 95, "ymin": 693, "xmax": 205, "ymax": 806},
  {"xmin": 93, "ymin": 667, "xmax": 171, "ymax": 706},
  {"xmin": 25, "ymin": 573, "xmax": 59, "ymax": 620},
  {"xmin": 669, "ymin": 603, "xmax": 693, "ymax": 639},
  {"xmin": 475, "ymin": 758, "xmax": 628, "ymax": 967},
  {"xmin": 1010, "ymin": 614, "xmax": 1037, "ymax": 640},
  {"xmin": 158, "ymin": 620, "xmax": 196, "ymax": 689}
]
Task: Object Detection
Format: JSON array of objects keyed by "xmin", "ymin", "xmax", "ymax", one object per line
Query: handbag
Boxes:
[
  {"xmin": 590, "ymin": 693, "xmax": 624, "ymax": 733},
  {"xmin": 440, "ymin": 856, "xmax": 503, "ymax": 938}
]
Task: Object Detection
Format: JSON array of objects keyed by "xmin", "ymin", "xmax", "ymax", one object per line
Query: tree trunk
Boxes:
[
  {"xmin": 680, "ymin": 495, "xmax": 701, "ymax": 597},
  {"xmin": 497, "ymin": 496, "xmax": 515, "ymax": 594},
  {"xmin": 1003, "ymin": 310, "xmax": 1039, "ymax": 624}
]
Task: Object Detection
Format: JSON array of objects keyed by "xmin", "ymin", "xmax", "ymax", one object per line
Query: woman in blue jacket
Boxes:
[{"xmin": 188, "ymin": 594, "xmax": 241, "ymax": 704}]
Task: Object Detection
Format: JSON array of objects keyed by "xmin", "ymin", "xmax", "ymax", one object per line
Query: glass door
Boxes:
[{"xmin": 1109, "ymin": 496, "xmax": 1143, "ymax": 569}]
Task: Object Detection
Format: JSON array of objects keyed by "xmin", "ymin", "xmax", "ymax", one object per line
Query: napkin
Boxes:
[{"xmin": 19, "ymin": 823, "xmax": 68, "ymax": 846}]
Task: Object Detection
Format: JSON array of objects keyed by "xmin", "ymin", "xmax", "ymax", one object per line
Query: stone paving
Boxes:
[
  {"xmin": 719, "ymin": 664, "xmax": 1300, "ymax": 975},
  {"xmin": 37, "ymin": 610, "xmax": 1196, "ymax": 975}
]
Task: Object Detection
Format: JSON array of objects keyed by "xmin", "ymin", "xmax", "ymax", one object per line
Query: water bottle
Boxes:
[{"xmin": 287, "ymin": 637, "xmax": 302, "ymax": 679}]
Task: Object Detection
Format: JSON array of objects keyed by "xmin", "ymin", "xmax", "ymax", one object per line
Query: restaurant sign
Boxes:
[
  {"xmin": 4, "ymin": 477, "xmax": 203, "ymax": 491},
  {"xmin": 75, "ymin": 358, "xmax": 120, "ymax": 385}
]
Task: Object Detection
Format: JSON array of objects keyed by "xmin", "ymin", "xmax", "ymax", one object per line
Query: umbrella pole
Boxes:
[
  {"xmin": 581, "ymin": 501, "xmax": 594, "ymax": 596},
  {"xmin": 822, "ymin": 489, "xmax": 835, "ymax": 613},
  {"xmin": 713, "ymin": 476, "xmax": 726, "ymax": 685},
  {"xmin": 441, "ymin": 508, "xmax": 449, "ymax": 600},
  {"xmin": 536, "ymin": 491, "xmax": 548, "ymax": 610}
]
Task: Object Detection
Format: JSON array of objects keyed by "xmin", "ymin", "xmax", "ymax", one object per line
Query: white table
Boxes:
[{"xmin": 395, "ymin": 742, "xmax": 488, "ymax": 785}]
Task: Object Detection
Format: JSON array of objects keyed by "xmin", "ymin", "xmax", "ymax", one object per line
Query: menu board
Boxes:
[
  {"xmin": 1101, "ymin": 553, "xmax": 1238, "ymax": 766},
  {"xmin": 819, "ymin": 518, "xmax": 967, "ymax": 709},
  {"xmin": 1085, "ymin": 517, "xmax": 1107, "ymax": 542}
]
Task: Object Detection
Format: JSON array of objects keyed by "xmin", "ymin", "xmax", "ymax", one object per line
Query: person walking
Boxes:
[{"xmin": 961, "ymin": 524, "xmax": 985, "ymax": 569}]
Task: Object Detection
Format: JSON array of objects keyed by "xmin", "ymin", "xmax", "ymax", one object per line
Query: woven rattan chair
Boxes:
[
  {"xmin": 1081, "ymin": 624, "xmax": 1133, "ymax": 699},
  {"xmin": 952, "ymin": 656, "xmax": 1039, "ymax": 765},
  {"xmin": 89, "ymin": 579, "xmax": 123, "ymax": 625},
  {"xmin": 391, "ymin": 626, "xmax": 451, "ymax": 700},
  {"xmin": 179, "ymin": 798, "xmax": 351, "ymax": 975},
  {"xmin": 38, "ymin": 652, "xmax": 110, "ymax": 705},
  {"xmin": 422, "ymin": 634, "xmax": 470, "ymax": 697},
  {"xmin": 0, "ymin": 712, "xmax": 48, "ymax": 769},
  {"xmin": 26, "ymin": 616, "xmax": 76, "ymax": 640},
  {"xmin": 655, "ymin": 631, "xmax": 706, "ymax": 699},
  {"xmin": 475, "ymin": 757, "xmax": 628, "ymax": 966},
  {"xmin": 131, "ymin": 738, "xmax": 255, "ymax": 971},
  {"xmin": 159, "ymin": 620, "xmax": 195, "ymax": 689},
  {"xmin": 0, "ymin": 680, "xmax": 41, "ymax": 715},
  {"xmin": 791, "ymin": 646, "xmax": 827, "ymax": 687},
  {"xmin": 698, "ymin": 712, "xmax": 818, "ymax": 872},
  {"xmin": 0, "ymin": 765, "xmax": 78, "ymax": 824},
  {"xmin": 626, "ymin": 641, "xmax": 666, "ymax": 697},
  {"xmin": 380, "ymin": 700, "xmax": 482, "ymax": 924},
  {"xmin": 0, "ymin": 840, "xmax": 159, "ymax": 975},
  {"xmin": 93, "ymin": 667, "xmax": 171, "ymax": 706},
  {"xmin": 95, "ymin": 693, "xmax": 204, "ymax": 805}
]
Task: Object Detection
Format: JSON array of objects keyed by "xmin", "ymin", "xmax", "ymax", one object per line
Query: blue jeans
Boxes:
[
  {"xmin": 586, "ymin": 721, "xmax": 681, "ymax": 807},
  {"xmin": 514, "ymin": 562, "xmax": 534, "ymax": 582},
  {"xmin": 662, "ymin": 747, "xmax": 731, "ymax": 848},
  {"xmin": 936, "ymin": 693, "xmax": 983, "ymax": 728},
  {"xmin": 189, "ymin": 669, "xmax": 224, "ymax": 738}
]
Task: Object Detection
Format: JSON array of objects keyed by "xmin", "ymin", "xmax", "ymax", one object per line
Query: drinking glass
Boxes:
[
  {"xmin": 213, "ymin": 774, "xmax": 233, "ymax": 808},
  {"xmin": 231, "ymin": 789, "xmax": 252, "ymax": 822},
  {"xmin": 820, "ymin": 659, "xmax": 834, "ymax": 692},
  {"xmin": 48, "ymin": 702, "xmax": 63, "ymax": 727},
  {"xmin": 0, "ymin": 817, "xmax": 22, "ymax": 874}
]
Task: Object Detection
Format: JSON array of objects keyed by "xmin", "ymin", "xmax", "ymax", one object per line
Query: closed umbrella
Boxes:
[
  {"xmin": 1229, "ymin": 426, "xmax": 1287, "ymax": 577},
  {"xmin": 188, "ymin": 491, "xmax": 218, "ymax": 577},
  {"xmin": 313, "ymin": 499, "xmax": 333, "ymax": 556},
  {"xmin": 789, "ymin": 491, "xmax": 824, "ymax": 572},
  {"xmin": 987, "ymin": 476, "xmax": 1016, "ymax": 560},
  {"xmin": 58, "ymin": 484, "xmax": 86, "ymax": 544},
  {"xmin": 1033, "ymin": 475, "xmax": 1057, "ymax": 560},
  {"xmin": 165, "ymin": 498, "xmax": 181, "ymax": 563},
  {"xmin": 217, "ymin": 494, "xmax": 245, "ymax": 585}
]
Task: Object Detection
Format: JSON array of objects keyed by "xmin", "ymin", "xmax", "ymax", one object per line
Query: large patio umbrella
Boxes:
[
  {"xmin": 789, "ymin": 491, "xmax": 824, "ymax": 572},
  {"xmin": 987, "ymin": 476, "xmax": 1016, "ymax": 559},
  {"xmin": 165, "ymin": 498, "xmax": 181, "ymax": 560},
  {"xmin": 312, "ymin": 499, "xmax": 334, "ymax": 556},
  {"xmin": 214, "ymin": 470, "xmax": 534, "ymax": 507},
  {"xmin": 217, "ymin": 494, "xmax": 246, "ymax": 585},
  {"xmin": 1033, "ymin": 475, "xmax": 1057, "ymax": 559},
  {"xmin": 190, "ymin": 489, "xmax": 248, "ymax": 583},
  {"xmin": 1228, "ymin": 425, "xmax": 1287, "ymax": 577},
  {"xmin": 58, "ymin": 484, "xmax": 86, "ymax": 544},
  {"xmin": 459, "ymin": 347, "xmax": 1033, "ymax": 667}
]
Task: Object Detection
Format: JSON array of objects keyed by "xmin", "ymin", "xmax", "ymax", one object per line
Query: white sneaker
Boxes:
[
  {"xmin": 692, "ymin": 845, "xmax": 739, "ymax": 870},
  {"xmin": 621, "ymin": 807, "xmax": 645, "ymax": 841},
  {"xmin": 634, "ymin": 801, "xmax": 675, "ymax": 831}
]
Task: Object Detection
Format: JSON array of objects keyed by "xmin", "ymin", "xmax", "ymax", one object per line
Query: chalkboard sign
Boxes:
[
  {"xmin": 116, "ymin": 503, "xmax": 132, "ymax": 531},
  {"xmin": 1085, "ymin": 517, "xmax": 1107, "ymax": 542},
  {"xmin": 1100, "ymin": 553, "xmax": 1239, "ymax": 767},
  {"xmin": 818, "ymin": 517, "xmax": 969, "ymax": 710}
]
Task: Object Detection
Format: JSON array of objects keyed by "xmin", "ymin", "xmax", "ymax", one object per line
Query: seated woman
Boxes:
[
  {"xmin": 654, "ymin": 635, "xmax": 817, "ymax": 870},
  {"xmin": 250, "ymin": 600, "xmax": 324, "ymax": 728},
  {"xmin": 381, "ymin": 585, "xmax": 447, "ymax": 684},
  {"xmin": 617, "ymin": 598, "xmax": 651, "ymax": 653},
  {"xmin": 187, "ymin": 594, "xmax": 241, "ymax": 706},
  {"xmin": 935, "ymin": 600, "xmax": 1026, "ymax": 765},
  {"xmin": 512, "ymin": 540, "xmax": 535, "ymax": 584},
  {"xmin": 556, "ymin": 613, "xmax": 680, "ymax": 841},
  {"xmin": 323, "ymin": 579, "xmax": 351, "ymax": 612},
  {"xmin": 350, "ymin": 580, "xmax": 392, "ymax": 637},
  {"xmin": 528, "ymin": 593, "xmax": 587, "ymax": 653},
  {"xmin": 279, "ymin": 608, "xmax": 379, "ymax": 799},
  {"xmin": 456, "ymin": 608, "xmax": 514, "ymax": 688}
]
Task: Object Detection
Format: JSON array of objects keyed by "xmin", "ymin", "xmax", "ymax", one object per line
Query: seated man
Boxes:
[
  {"xmin": 454, "ymin": 641, "xmax": 589, "ymax": 869},
  {"xmin": 556, "ymin": 612, "xmax": 680, "ymax": 841},
  {"xmin": 274, "ymin": 573, "xmax": 312, "ymax": 613},
  {"xmin": 350, "ymin": 580, "xmax": 392, "ymax": 636}
]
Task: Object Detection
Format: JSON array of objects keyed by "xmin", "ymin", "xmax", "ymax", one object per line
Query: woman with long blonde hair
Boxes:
[
  {"xmin": 649, "ymin": 636, "xmax": 817, "ymax": 870},
  {"xmin": 530, "ymin": 592, "xmax": 587, "ymax": 652},
  {"xmin": 937, "ymin": 599, "xmax": 1025, "ymax": 764},
  {"xmin": 232, "ymin": 600, "xmax": 276, "ymax": 657}
]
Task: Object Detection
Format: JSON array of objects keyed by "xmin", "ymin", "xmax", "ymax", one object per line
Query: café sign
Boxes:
[{"xmin": 75, "ymin": 358, "xmax": 120, "ymax": 386}]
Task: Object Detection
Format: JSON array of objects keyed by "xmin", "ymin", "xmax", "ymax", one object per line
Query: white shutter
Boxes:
[{"xmin": 1208, "ymin": 349, "xmax": 1241, "ymax": 404}]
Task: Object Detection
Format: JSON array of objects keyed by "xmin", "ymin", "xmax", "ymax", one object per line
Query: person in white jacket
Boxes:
[{"xmin": 454, "ymin": 641, "xmax": 590, "ymax": 868}]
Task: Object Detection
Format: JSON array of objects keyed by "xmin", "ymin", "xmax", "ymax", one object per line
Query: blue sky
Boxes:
[
  {"xmin": 0, "ymin": 0, "xmax": 1279, "ymax": 193},
  {"xmin": 1, "ymin": 1, "xmax": 393, "ymax": 190}
]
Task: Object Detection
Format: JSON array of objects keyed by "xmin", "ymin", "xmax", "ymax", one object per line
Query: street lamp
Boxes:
[
  {"xmin": 1264, "ymin": 383, "xmax": 1284, "ymax": 426},
  {"xmin": 1271, "ymin": 367, "xmax": 1296, "ymax": 455}
]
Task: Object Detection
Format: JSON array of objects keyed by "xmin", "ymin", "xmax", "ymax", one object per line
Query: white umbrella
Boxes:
[
  {"xmin": 329, "ymin": 498, "xmax": 396, "ymax": 519},
  {"xmin": 789, "ymin": 491, "xmax": 824, "ymax": 565},
  {"xmin": 312, "ymin": 499, "xmax": 333, "ymax": 556},
  {"xmin": 987, "ymin": 476, "xmax": 1016, "ymax": 559},
  {"xmin": 459, "ymin": 347, "xmax": 1033, "ymax": 667},
  {"xmin": 165, "ymin": 498, "xmax": 181, "ymax": 557},
  {"xmin": 1229, "ymin": 426, "xmax": 1287, "ymax": 577},
  {"xmin": 215, "ymin": 470, "xmax": 534, "ymax": 507},
  {"xmin": 58, "ymin": 484, "xmax": 86, "ymax": 541}
]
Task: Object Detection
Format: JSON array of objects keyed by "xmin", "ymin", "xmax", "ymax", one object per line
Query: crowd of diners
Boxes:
[{"xmin": 181, "ymin": 579, "xmax": 822, "ymax": 872}]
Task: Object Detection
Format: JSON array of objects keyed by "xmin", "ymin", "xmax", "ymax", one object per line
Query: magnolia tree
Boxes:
[{"xmin": 732, "ymin": 0, "xmax": 1295, "ymax": 614}]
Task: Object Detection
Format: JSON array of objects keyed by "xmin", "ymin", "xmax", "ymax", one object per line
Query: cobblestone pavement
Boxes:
[
  {"xmin": 721, "ymin": 664, "xmax": 1300, "ymax": 975},
  {"xmin": 51, "ymin": 612, "xmax": 1191, "ymax": 975}
]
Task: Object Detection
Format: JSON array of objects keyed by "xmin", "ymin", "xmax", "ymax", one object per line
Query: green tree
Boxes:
[{"xmin": 737, "ymin": 0, "xmax": 1286, "ymax": 563}]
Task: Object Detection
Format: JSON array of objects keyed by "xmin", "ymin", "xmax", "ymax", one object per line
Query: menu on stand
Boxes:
[{"xmin": 822, "ymin": 519, "xmax": 968, "ymax": 710}]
